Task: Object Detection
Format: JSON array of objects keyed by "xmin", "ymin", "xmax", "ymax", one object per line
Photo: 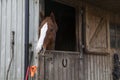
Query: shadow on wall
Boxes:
[{"xmin": 112, "ymin": 53, "xmax": 120, "ymax": 80}]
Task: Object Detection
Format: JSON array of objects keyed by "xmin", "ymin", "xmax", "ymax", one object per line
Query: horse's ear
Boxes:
[
  {"xmin": 40, "ymin": 11, "xmax": 45, "ymax": 21},
  {"xmin": 50, "ymin": 12, "xmax": 55, "ymax": 22}
]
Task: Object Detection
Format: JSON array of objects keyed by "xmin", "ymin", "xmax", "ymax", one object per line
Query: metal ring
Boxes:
[{"xmin": 62, "ymin": 59, "xmax": 67, "ymax": 68}]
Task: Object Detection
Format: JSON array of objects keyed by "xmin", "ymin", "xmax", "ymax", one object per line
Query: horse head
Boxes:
[{"xmin": 36, "ymin": 12, "xmax": 58, "ymax": 54}]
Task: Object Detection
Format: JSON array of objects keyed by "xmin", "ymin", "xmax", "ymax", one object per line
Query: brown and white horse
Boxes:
[{"xmin": 36, "ymin": 12, "xmax": 58, "ymax": 55}]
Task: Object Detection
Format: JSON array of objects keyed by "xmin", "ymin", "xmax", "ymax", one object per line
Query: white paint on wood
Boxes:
[
  {"xmin": 29, "ymin": 0, "xmax": 34, "ymax": 44},
  {"xmin": 0, "ymin": 0, "xmax": 2, "ymax": 75},
  {"xmin": 16, "ymin": 0, "xmax": 22, "ymax": 79},
  {"xmin": 6, "ymin": 0, "xmax": 12, "ymax": 79},
  {"xmin": 0, "ymin": 0, "xmax": 7, "ymax": 79},
  {"xmin": 0, "ymin": 0, "xmax": 25, "ymax": 80},
  {"xmin": 11, "ymin": 0, "xmax": 17, "ymax": 79},
  {"xmin": 29, "ymin": 0, "xmax": 40, "ymax": 80},
  {"xmin": 29, "ymin": 0, "xmax": 39, "ymax": 54}
]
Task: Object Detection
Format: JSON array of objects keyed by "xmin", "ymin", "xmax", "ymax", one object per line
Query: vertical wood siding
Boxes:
[
  {"xmin": 84, "ymin": 54, "xmax": 112, "ymax": 80},
  {"xmin": 0, "ymin": 0, "xmax": 25, "ymax": 80},
  {"xmin": 39, "ymin": 51, "xmax": 112, "ymax": 80},
  {"xmin": 29, "ymin": 0, "xmax": 39, "ymax": 66},
  {"xmin": 39, "ymin": 51, "xmax": 82, "ymax": 80}
]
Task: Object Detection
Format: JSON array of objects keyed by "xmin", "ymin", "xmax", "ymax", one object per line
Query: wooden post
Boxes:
[{"xmin": 79, "ymin": 7, "xmax": 84, "ymax": 80}]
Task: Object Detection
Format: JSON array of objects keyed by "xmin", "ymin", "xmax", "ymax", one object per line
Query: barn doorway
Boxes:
[{"xmin": 45, "ymin": 0, "xmax": 76, "ymax": 51}]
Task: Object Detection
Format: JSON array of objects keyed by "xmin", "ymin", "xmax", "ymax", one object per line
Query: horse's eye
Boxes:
[{"xmin": 50, "ymin": 28, "xmax": 54, "ymax": 32}]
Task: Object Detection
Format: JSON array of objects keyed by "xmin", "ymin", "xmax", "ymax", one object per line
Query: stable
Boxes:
[{"xmin": 0, "ymin": 0, "xmax": 120, "ymax": 80}]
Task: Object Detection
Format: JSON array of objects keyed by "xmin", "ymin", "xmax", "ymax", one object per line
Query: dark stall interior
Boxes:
[{"xmin": 45, "ymin": 0, "xmax": 76, "ymax": 51}]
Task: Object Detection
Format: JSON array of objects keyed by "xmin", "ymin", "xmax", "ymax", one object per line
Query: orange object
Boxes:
[{"xmin": 30, "ymin": 66, "xmax": 37, "ymax": 77}]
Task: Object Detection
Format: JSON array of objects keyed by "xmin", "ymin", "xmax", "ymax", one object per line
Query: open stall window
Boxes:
[
  {"xmin": 110, "ymin": 23, "xmax": 120, "ymax": 48},
  {"xmin": 45, "ymin": 0, "xmax": 76, "ymax": 51}
]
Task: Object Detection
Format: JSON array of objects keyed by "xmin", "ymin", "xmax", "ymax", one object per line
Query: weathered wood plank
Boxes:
[
  {"xmin": 11, "ymin": 0, "xmax": 17, "ymax": 79},
  {"xmin": 54, "ymin": 53, "xmax": 59, "ymax": 80},
  {"xmin": 29, "ymin": 0, "xmax": 40, "ymax": 79},
  {"xmin": 6, "ymin": 0, "xmax": 12, "ymax": 79},
  {"xmin": 85, "ymin": 5, "xmax": 109, "ymax": 54},
  {"xmin": 84, "ymin": 54, "xmax": 86, "ymax": 80},
  {"xmin": 33, "ymin": 0, "xmax": 39, "ymax": 49},
  {"xmin": 58, "ymin": 53, "xmax": 63, "ymax": 80},
  {"xmin": 75, "ymin": 57, "xmax": 79, "ymax": 80},
  {"xmin": 22, "ymin": 0, "xmax": 25, "ymax": 78},
  {"xmin": 39, "ymin": 51, "xmax": 112, "ymax": 80},
  {"xmin": 48, "ymin": 54, "xmax": 54, "ymax": 80},
  {"xmin": 84, "ymin": 54, "xmax": 111, "ymax": 80},
  {"xmin": 87, "ymin": 55, "xmax": 90, "ymax": 80},
  {"xmin": 93, "ymin": 55, "xmax": 97, "ymax": 80},
  {"xmin": 29, "ymin": 0, "xmax": 34, "ymax": 44},
  {"xmin": 16, "ymin": 0, "xmax": 23, "ymax": 79},
  {"xmin": 0, "ymin": 0, "xmax": 7, "ymax": 79},
  {"xmin": 0, "ymin": 0, "xmax": 1, "ymax": 66},
  {"xmin": 39, "ymin": 51, "xmax": 81, "ymax": 80},
  {"xmin": 39, "ymin": 56, "xmax": 45, "ymax": 80},
  {"xmin": 67, "ymin": 55, "xmax": 71, "ymax": 80}
]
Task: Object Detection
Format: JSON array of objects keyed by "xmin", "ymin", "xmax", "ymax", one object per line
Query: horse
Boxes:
[
  {"xmin": 25, "ymin": 12, "xmax": 58, "ymax": 79},
  {"xmin": 36, "ymin": 12, "xmax": 58, "ymax": 55}
]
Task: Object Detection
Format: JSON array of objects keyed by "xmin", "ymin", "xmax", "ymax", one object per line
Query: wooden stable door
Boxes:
[{"xmin": 39, "ymin": 51, "xmax": 81, "ymax": 80}]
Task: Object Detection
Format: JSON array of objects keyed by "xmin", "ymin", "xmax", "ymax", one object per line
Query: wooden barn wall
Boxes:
[
  {"xmin": 109, "ymin": 12, "xmax": 120, "ymax": 24},
  {"xmin": 30, "ymin": 0, "xmax": 120, "ymax": 80},
  {"xmin": 84, "ymin": 54, "xmax": 112, "ymax": 80},
  {"xmin": 29, "ymin": 0, "xmax": 39, "ymax": 55},
  {"xmin": 54, "ymin": 0, "xmax": 120, "ymax": 53},
  {"xmin": 0, "ymin": 0, "xmax": 25, "ymax": 80},
  {"xmin": 85, "ymin": 4, "xmax": 120, "ymax": 54},
  {"xmin": 85, "ymin": 4, "xmax": 109, "ymax": 54},
  {"xmin": 39, "ymin": 51, "xmax": 82, "ymax": 80},
  {"xmin": 84, "ymin": 4, "xmax": 120, "ymax": 80},
  {"xmin": 38, "ymin": 51, "xmax": 112, "ymax": 80}
]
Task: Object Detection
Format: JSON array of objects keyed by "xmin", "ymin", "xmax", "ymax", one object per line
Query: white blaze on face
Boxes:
[{"xmin": 36, "ymin": 22, "xmax": 48, "ymax": 53}]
